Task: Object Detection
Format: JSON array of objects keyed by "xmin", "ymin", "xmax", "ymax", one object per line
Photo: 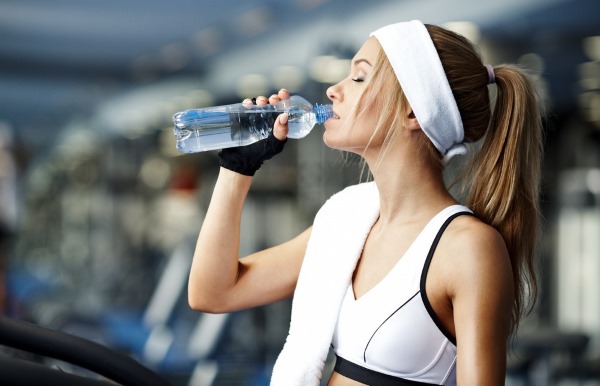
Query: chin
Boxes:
[
  {"xmin": 322, "ymin": 131, "xmax": 341, "ymax": 150},
  {"xmin": 322, "ymin": 135, "xmax": 356, "ymax": 153}
]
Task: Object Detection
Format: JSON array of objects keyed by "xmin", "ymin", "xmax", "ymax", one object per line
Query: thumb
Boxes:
[{"xmin": 273, "ymin": 113, "xmax": 289, "ymax": 141}]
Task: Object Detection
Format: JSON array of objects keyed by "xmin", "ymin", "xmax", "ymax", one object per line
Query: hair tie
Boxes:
[{"xmin": 485, "ymin": 64, "xmax": 496, "ymax": 85}]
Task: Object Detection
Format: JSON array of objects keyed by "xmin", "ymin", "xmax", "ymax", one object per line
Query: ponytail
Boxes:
[
  {"xmin": 466, "ymin": 65, "xmax": 543, "ymax": 331},
  {"xmin": 426, "ymin": 25, "xmax": 544, "ymax": 333}
]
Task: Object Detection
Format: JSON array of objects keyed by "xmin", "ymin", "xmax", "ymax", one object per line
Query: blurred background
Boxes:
[{"xmin": 1, "ymin": 0, "xmax": 599, "ymax": 385}]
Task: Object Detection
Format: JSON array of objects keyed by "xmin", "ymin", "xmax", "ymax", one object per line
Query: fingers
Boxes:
[
  {"xmin": 242, "ymin": 89, "xmax": 290, "ymax": 106},
  {"xmin": 240, "ymin": 89, "xmax": 290, "ymax": 141},
  {"xmin": 269, "ymin": 89, "xmax": 290, "ymax": 105},
  {"xmin": 277, "ymin": 88, "xmax": 290, "ymax": 100},
  {"xmin": 255, "ymin": 96, "xmax": 269, "ymax": 106},
  {"xmin": 273, "ymin": 89, "xmax": 290, "ymax": 140},
  {"xmin": 273, "ymin": 113, "xmax": 289, "ymax": 141},
  {"xmin": 268, "ymin": 94, "xmax": 280, "ymax": 104},
  {"xmin": 241, "ymin": 96, "xmax": 268, "ymax": 108}
]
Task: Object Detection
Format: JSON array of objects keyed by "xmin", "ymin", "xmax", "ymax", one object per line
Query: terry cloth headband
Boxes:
[{"xmin": 371, "ymin": 20, "xmax": 466, "ymax": 161}]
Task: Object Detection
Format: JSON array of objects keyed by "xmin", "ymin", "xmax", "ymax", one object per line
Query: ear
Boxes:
[{"xmin": 405, "ymin": 108, "xmax": 421, "ymax": 132}]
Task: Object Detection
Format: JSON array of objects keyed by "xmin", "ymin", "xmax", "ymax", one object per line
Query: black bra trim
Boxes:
[
  {"xmin": 334, "ymin": 355, "xmax": 440, "ymax": 385},
  {"xmin": 363, "ymin": 291, "xmax": 420, "ymax": 362},
  {"xmin": 420, "ymin": 211, "xmax": 474, "ymax": 346}
]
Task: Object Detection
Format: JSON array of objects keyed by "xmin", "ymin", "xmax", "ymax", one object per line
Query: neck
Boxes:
[{"xmin": 364, "ymin": 141, "xmax": 457, "ymax": 226}]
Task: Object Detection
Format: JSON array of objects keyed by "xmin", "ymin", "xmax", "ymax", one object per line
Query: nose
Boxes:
[{"xmin": 327, "ymin": 83, "xmax": 342, "ymax": 103}]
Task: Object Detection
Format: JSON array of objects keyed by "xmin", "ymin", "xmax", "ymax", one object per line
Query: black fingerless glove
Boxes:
[{"xmin": 218, "ymin": 132, "xmax": 287, "ymax": 176}]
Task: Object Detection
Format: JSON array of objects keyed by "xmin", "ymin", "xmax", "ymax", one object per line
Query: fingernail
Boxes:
[
  {"xmin": 279, "ymin": 113, "xmax": 289, "ymax": 124},
  {"xmin": 280, "ymin": 88, "xmax": 288, "ymax": 93}
]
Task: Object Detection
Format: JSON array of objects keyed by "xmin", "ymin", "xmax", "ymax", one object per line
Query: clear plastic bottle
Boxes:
[{"xmin": 172, "ymin": 95, "xmax": 333, "ymax": 153}]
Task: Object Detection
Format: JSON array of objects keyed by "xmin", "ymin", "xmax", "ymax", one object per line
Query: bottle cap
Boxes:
[{"xmin": 313, "ymin": 104, "xmax": 333, "ymax": 124}]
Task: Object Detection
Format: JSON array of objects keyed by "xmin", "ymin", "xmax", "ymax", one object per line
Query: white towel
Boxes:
[{"xmin": 271, "ymin": 182, "xmax": 380, "ymax": 385}]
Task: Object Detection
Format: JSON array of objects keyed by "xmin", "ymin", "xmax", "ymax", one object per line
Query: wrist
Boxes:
[
  {"xmin": 219, "ymin": 167, "xmax": 253, "ymax": 188},
  {"xmin": 212, "ymin": 167, "xmax": 253, "ymax": 205}
]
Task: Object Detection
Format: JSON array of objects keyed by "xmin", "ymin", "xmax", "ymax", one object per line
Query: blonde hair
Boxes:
[
  {"xmin": 349, "ymin": 49, "xmax": 418, "ymax": 177},
  {"xmin": 357, "ymin": 25, "xmax": 544, "ymax": 333},
  {"xmin": 429, "ymin": 24, "xmax": 543, "ymax": 333}
]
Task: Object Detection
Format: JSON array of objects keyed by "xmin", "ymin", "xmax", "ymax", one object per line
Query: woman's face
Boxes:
[{"xmin": 323, "ymin": 37, "xmax": 385, "ymax": 153}]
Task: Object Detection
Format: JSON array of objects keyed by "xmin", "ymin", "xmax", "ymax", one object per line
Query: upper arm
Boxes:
[
  {"xmin": 449, "ymin": 222, "xmax": 514, "ymax": 385},
  {"xmin": 209, "ymin": 226, "xmax": 311, "ymax": 313}
]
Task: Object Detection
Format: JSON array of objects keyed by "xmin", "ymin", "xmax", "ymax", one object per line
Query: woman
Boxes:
[{"xmin": 188, "ymin": 20, "xmax": 543, "ymax": 385}]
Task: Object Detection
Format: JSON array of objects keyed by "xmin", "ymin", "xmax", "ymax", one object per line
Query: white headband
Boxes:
[{"xmin": 371, "ymin": 20, "xmax": 466, "ymax": 161}]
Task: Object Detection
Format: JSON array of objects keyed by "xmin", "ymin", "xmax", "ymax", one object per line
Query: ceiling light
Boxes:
[
  {"xmin": 185, "ymin": 89, "xmax": 214, "ymax": 108},
  {"xmin": 587, "ymin": 169, "xmax": 600, "ymax": 194},
  {"xmin": 579, "ymin": 62, "xmax": 600, "ymax": 90},
  {"xmin": 583, "ymin": 36, "xmax": 600, "ymax": 62},
  {"xmin": 272, "ymin": 66, "xmax": 305, "ymax": 92},
  {"xmin": 309, "ymin": 56, "xmax": 349, "ymax": 84},
  {"xmin": 579, "ymin": 91, "xmax": 600, "ymax": 126},
  {"xmin": 443, "ymin": 21, "xmax": 481, "ymax": 43},
  {"xmin": 518, "ymin": 53, "xmax": 545, "ymax": 75},
  {"xmin": 237, "ymin": 73, "xmax": 269, "ymax": 98}
]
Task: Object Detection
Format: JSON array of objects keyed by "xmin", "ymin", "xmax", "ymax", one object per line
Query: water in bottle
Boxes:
[{"xmin": 172, "ymin": 95, "xmax": 333, "ymax": 153}]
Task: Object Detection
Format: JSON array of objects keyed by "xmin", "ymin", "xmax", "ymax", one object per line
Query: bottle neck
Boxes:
[{"xmin": 313, "ymin": 103, "xmax": 333, "ymax": 124}]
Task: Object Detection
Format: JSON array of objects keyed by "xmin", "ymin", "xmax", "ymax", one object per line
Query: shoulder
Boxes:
[
  {"xmin": 439, "ymin": 214, "xmax": 513, "ymax": 297},
  {"xmin": 445, "ymin": 214, "xmax": 507, "ymax": 257}
]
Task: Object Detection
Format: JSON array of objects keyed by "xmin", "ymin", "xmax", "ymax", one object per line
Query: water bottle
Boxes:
[{"xmin": 172, "ymin": 95, "xmax": 333, "ymax": 153}]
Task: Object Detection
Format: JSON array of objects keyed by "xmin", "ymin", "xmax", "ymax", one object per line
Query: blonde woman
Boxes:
[{"xmin": 188, "ymin": 20, "xmax": 543, "ymax": 386}]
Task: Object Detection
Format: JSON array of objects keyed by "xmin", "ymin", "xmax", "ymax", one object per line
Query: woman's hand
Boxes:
[
  {"xmin": 218, "ymin": 89, "xmax": 291, "ymax": 176},
  {"xmin": 244, "ymin": 89, "xmax": 291, "ymax": 141}
]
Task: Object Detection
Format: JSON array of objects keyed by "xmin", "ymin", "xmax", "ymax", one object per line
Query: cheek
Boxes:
[
  {"xmin": 322, "ymin": 105, "xmax": 381, "ymax": 150},
  {"xmin": 322, "ymin": 123, "xmax": 369, "ymax": 151}
]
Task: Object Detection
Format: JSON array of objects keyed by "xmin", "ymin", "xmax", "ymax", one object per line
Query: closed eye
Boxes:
[{"xmin": 352, "ymin": 78, "xmax": 364, "ymax": 83}]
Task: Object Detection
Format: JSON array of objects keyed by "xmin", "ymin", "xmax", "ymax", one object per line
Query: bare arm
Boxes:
[
  {"xmin": 450, "ymin": 222, "xmax": 514, "ymax": 385},
  {"xmin": 188, "ymin": 167, "xmax": 310, "ymax": 313},
  {"xmin": 188, "ymin": 89, "xmax": 309, "ymax": 313}
]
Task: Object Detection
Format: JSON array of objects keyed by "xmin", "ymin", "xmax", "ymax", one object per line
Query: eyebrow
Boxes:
[{"xmin": 353, "ymin": 58, "xmax": 372, "ymax": 67}]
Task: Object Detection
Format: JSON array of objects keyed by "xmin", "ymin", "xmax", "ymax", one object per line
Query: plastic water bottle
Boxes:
[{"xmin": 172, "ymin": 95, "xmax": 333, "ymax": 153}]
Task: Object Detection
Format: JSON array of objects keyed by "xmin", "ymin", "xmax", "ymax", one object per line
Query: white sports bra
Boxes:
[{"xmin": 331, "ymin": 205, "xmax": 473, "ymax": 385}]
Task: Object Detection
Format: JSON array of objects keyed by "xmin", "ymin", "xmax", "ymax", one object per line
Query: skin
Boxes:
[{"xmin": 188, "ymin": 37, "xmax": 514, "ymax": 385}]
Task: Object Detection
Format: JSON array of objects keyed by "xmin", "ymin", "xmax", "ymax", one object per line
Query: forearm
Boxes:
[{"xmin": 188, "ymin": 167, "xmax": 252, "ymax": 311}]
